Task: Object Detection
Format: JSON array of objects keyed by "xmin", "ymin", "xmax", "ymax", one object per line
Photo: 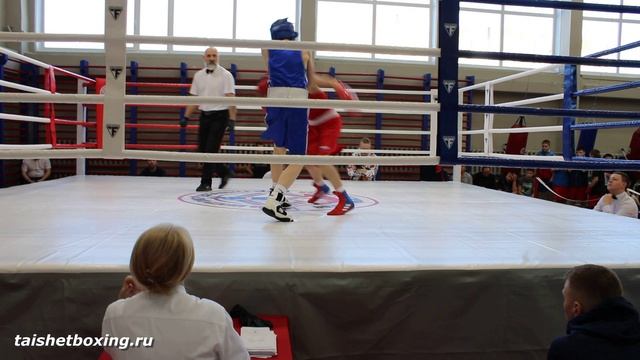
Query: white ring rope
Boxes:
[
  {"xmin": 0, "ymin": 112, "xmax": 51, "ymax": 124},
  {"xmin": 0, "ymin": 80, "xmax": 56, "ymax": 95},
  {"xmin": 0, "ymin": 32, "xmax": 441, "ymax": 58},
  {"xmin": 496, "ymin": 93, "xmax": 564, "ymax": 107},
  {"xmin": 219, "ymin": 145, "xmax": 431, "ymax": 155},
  {"xmin": 0, "ymin": 31, "xmax": 439, "ymax": 164},
  {"xmin": 0, "ymin": 45, "xmax": 52, "ymax": 69},
  {"xmin": 0, "ymin": 144, "xmax": 53, "ymax": 150},
  {"xmin": 461, "ymin": 126, "xmax": 562, "ymax": 135},
  {"xmin": 459, "ymin": 64, "xmax": 563, "ymax": 93},
  {"xmin": 0, "ymin": 93, "xmax": 440, "ymax": 115},
  {"xmin": 459, "ymin": 152, "xmax": 565, "ymax": 162},
  {"xmin": 235, "ymin": 85, "xmax": 432, "ymax": 96},
  {"xmin": 234, "ymin": 126, "xmax": 429, "ymax": 136},
  {"xmin": 0, "ymin": 148, "xmax": 439, "ymax": 165}
]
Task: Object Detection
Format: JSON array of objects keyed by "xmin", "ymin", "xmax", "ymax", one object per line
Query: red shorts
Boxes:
[{"xmin": 307, "ymin": 117, "xmax": 342, "ymax": 155}]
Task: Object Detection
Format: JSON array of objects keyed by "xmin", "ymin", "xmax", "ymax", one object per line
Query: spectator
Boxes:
[
  {"xmin": 472, "ymin": 167, "xmax": 497, "ymax": 189},
  {"xmin": 183, "ymin": 47, "xmax": 236, "ymax": 192},
  {"xmin": 21, "ymin": 158, "xmax": 51, "ymax": 183},
  {"xmin": 139, "ymin": 160, "xmax": 166, "ymax": 177},
  {"xmin": 461, "ymin": 166, "xmax": 473, "ymax": 184},
  {"xmin": 593, "ymin": 172, "xmax": 638, "ymax": 218},
  {"xmin": 498, "ymin": 170, "xmax": 519, "ymax": 194},
  {"xmin": 519, "ymin": 169, "xmax": 536, "ymax": 197},
  {"xmin": 587, "ymin": 149, "xmax": 607, "ymax": 207},
  {"xmin": 569, "ymin": 148, "xmax": 589, "ymax": 206},
  {"xmin": 548, "ymin": 264, "xmax": 640, "ymax": 360},
  {"xmin": 102, "ymin": 224, "xmax": 249, "ymax": 360},
  {"xmin": 536, "ymin": 139, "xmax": 555, "ymax": 201},
  {"xmin": 346, "ymin": 137, "xmax": 378, "ymax": 181}
]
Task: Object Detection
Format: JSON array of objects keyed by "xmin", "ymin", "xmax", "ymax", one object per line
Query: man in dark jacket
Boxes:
[{"xmin": 548, "ymin": 264, "xmax": 640, "ymax": 360}]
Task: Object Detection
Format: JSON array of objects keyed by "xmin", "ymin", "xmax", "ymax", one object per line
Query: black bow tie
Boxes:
[
  {"xmin": 612, "ymin": 194, "xmax": 617, "ymax": 200},
  {"xmin": 206, "ymin": 69, "xmax": 214, "ymax": 74}
]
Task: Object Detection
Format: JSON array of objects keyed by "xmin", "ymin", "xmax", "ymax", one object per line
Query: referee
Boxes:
[{"xmin": 183, "ymin": 47, "xmax": 236, "ymax": 191}]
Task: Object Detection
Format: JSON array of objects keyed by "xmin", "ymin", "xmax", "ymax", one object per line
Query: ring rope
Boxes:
[
  {"xmin": 0, "ymin": 33, "xmax": 441, "ymax": 58},
  {"xmin": 0, "ymin": 79, "xmax": 56, "ymax": 95},
  {"xmin": 0, "ymin": 93, "xmax": 440, "ymax": 115}
]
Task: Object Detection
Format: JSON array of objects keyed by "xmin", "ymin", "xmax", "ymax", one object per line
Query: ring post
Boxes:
[
  {"xmin": 375, "ymin": 69, "xmax": 384, "ymax": 149},
  {"xmin": 129, "ymin": 60, "xmax": 139, "ymax": 175},
  {"xmin": 179, "ymin": 61, "xmax": 188, "ymax": 177},
  {"xmin": 328, "ymin": 67, "xmax": 337, "ymax": 99},
  {"xmin": 19, "ymin": 63, "xmax": 39, "ymax": 145},
  {"xmin": 0, "ymin": 54, "xmax": 6, "ymax": 187},
  {"xmin": 465, "ymin": 75, "xmax": 475, "ymax": 152},
  {"xmin": 229, "ymin": 63, "xmax": 237, "ymax": 174},
  {"xmin": 77, "ymin": 59, "xmax": 90, "ymax": 175},
  {"xmin": 421, "ymin": 73, "xmax": 431, "ymax": 153},
  {"xmin": 562, "ymin": 64, "xmax": 577, "ymax": 160},
  {"xmin": 438, "ymin": 0, "xmax": 460, "ymax": 164},
  {"xmin": 103, "ymin": 0, "xmax": 127, "ymax": 159}
]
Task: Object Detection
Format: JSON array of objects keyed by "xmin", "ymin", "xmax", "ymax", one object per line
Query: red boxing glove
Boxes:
[
  {"xmin": 335, "ymin": 81, "xmax": 362, "ymax": 117},
  {"xmin": 256, "ymin": 75, "xmax": 268, "ymax": 97},
  {"xmin": 334, "ymin": 80, "xmax": 353, "ymax": 101}
]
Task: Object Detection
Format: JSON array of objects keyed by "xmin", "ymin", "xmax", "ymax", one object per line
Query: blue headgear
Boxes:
[{"xmin": 270, "ymin": 18, "xmax": 298, "ymax": 40}]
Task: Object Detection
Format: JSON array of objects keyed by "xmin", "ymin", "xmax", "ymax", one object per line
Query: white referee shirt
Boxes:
[
  {"xmin": 189, "ymin": 65, "xmax": 236, "ymax": 112},
  {"xmin": 102, "ymin": 285, "xmax": 249, "ymax": 360},
  {"xmin": 594, "ymin": 191, "xmax": 639, "ymax": 219}
]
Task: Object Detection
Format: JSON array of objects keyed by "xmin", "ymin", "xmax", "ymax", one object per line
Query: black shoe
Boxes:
[
  {"xmin": 218, "ymin": 174, "xmax": 232, "ymax": 189},
  {"xmin": 196, "ymin": 184, "xmax": 212, "ymax": 192}
]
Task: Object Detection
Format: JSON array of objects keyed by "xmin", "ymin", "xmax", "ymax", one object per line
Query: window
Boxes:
[
  {"xmin": 581, "ymin": 0, "xmax": 640, "ymax": 75},
  {"xmin": 42, "ymin": 0, "xmax": 106, "ymax": 50},
  {"xmin": 459, "ymin": 3, "xmax": 556, "ymax": 68},
  {"xmin": 316, "ymin": 0, "xmax": 432, "ymax": 62},
  {"xmin": 39, "ymin": 0, "xmax": 298, "ymax": 53}
]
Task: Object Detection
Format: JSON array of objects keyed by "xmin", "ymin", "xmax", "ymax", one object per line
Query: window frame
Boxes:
[
  {"xmin": 581, "ymin": 0, "xmax": 640, "ymax": 75},
  {"xmin": 35, "ymin": 0, "xmax": 301, "ymax": 55},
  {"xmin": 315, "ymin": 0, "xmax": 436, "ymax": 64},
  {"xmin": 459, "ymin": 4, "xmax": 560, "ymax": 70}
]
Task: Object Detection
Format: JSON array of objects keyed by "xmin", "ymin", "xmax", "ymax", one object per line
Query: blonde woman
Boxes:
[{"xmin": 102, "ymin": 224, "xmax": 249, "ymax": 360}]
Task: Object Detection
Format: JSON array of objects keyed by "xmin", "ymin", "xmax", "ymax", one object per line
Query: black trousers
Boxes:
[{"xmin": 198, "ymin": 110, "xmax": 229, "ymax": 186}]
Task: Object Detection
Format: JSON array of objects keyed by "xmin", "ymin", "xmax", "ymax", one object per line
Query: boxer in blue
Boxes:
[{"xmin": 261, "ymin": 18, "xmax": 314, "ymax": 222}]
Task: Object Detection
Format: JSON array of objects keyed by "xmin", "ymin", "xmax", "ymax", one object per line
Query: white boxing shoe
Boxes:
[{"xmin": 262, "ymin": 190, "xmax": 293, "ymax": 222}]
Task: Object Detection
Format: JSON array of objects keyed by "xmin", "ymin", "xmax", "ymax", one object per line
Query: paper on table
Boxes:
[{"xmin": 241, "ymin": 327, "xmax": 277, "ymax": 357}]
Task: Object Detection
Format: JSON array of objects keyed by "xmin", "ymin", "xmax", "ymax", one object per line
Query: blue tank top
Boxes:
[{"xmin": 268, "ymin": 49, "xmax": 307, "ymax": 89}]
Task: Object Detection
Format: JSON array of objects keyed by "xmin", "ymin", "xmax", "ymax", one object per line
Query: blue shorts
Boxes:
[{"xmin": 262, "ymin": 107, "xmax": 309, "ymax": 155}]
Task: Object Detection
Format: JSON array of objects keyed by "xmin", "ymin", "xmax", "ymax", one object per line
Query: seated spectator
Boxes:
[
  {"xmin": 497, "ymin": 170, "xmax": 519, "ymax": 193},
  {"xmin": 139, "ymin": 160, "xmax": 166, "ymax": 177},
  {"xmin": 519, "ymin": 169, "xmax": 536, "ymax": 197},
  {"xmin": 472, "ymin": 167, "xmax": 497, "ymax": 189},
  {"xmin": 536, "ymin": 140, "xmax": 555, "ymax": 201},
  {"xmin": 548, "ymin": 264, "xmax": 640, "ymax": 360},
  {"xmin": 587, "ymin": 149, "xmax": 607, "ymax": 207},
  {"xmin": 569, "ymin": 148, "xmax": 589, "ymax": 206},
  {"xmin": 21, "ymin": 158, "xmax": 51, "ymax": 183},
  {"xmin": 461, "ymin": 166, "xmax": 473, "ymax": 184},
  {"xmin": 102, "ymin": 224, "xmax": 249, "ymax": 360},
  {"xmin": 593, "ymin": 172, "xmax": 639, "ymax": 218},
  {"xmin": 346, "ymin": 137, "xmax": 378, "ymax": 181}
]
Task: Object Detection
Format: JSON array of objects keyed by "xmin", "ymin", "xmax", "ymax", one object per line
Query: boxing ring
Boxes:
[{"xmin": 1, "ymin": 0, "xmax": 640, "ymax": 359}]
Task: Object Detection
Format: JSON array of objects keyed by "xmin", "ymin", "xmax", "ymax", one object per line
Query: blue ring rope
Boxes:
[
  {"xmin": 461, "ymin": 0, "xmax": 640, "ymax": 14},
  {"xmin": 573, "ymin": 81, "xmax": 640, "ymax": 97},
  {"xmin": 458, "ymin": 104, "xmax": 640, "ymax": 119},
  {"xmin": 572, "ymin": 120, "xmax": 640, "ymax": 130},
  {"xmin": 458, "ymin": 51, "xmax": 640, "ymax": 68}
]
